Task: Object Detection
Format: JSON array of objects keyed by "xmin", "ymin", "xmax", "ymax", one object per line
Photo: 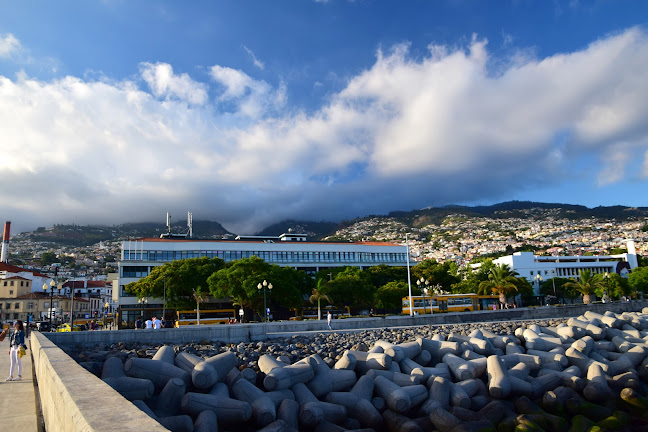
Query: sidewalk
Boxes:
[{"xmin": 0, "ymin": 332, "xmax": 40, "ymax": 431}]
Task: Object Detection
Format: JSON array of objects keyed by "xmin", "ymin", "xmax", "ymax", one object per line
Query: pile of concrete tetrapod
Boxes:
[{"xmin": 100, "ymin": 309, "xmax": 648, "ymax": 432}]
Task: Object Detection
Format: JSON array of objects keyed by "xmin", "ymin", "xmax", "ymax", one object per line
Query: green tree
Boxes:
[
  {"xmin": 477, "ymin": 264, "xmax": 519, "ymax": 306},
  {"xmin": 628, "ymin": 267, "xmax": 648, "ymax": 297},
  {"xmin": 539, "ymin": 277, "xmax": 573, "ymax": 302},
  {"xmin": 309, "ymin": 279, "xmax": 332, "ymax": 320},
  {"xmin": 375, "ymin": 281, "xmax": 410, "ymax": 311},
  {"xmin": 365, "ymin": 265, "xmax": 407, "ymax": 289},
  {"xmin": 126, "ymin": 257, "xmax": 226, "ymax": 310},
  {"xmin": 207, "ymin": 256, "xmax": 302, "ymax": 321},
  {"xmin": 321, "ymin": 267, "xmax": 374, "ymax": 309},
  {"xmin": 41, "ymin": 252, "xmax": 57, "ymax": 266},
  {"xmin": 564, "ymin": 269, "xmax": 604, "ymax": 305},
  {"xmin": 411, "ymin": 259, "xmax": 460, "ymax": 291}
]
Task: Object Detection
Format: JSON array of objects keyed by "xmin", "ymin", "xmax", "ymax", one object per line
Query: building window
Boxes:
[
  {"xmin": 5, "ymin": 304, "xmax": 10, "ymax": 310},
  {"xmin": 27, "ymin": 302, "xmax": 34, "ymax": 310},
  {"xmin": 10, "ymin": 281, "xmax": 14, "ymax": 286},
  {"xmin": 14, "ymin": 303, "xmax": 19, "ymax": 309},
  {"xmin": 12, "ymin": 313, "xmax": 18, "ymax": 319},
  {"xmin": 9, "ymin": 290, "xmax": 13, "ymax": 295}
]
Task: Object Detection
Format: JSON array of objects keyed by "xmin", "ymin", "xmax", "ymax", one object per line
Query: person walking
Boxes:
[
  {"xmin": 135, "ymin": 317, "xmax": 142, "ymax": 329},
  {"xmin": 327, "ymin": 311, "xmax": 333, "ymax": 331},
  {"xmin": 6, "ymin": 320, "xmax": 26, "ymax": 381}
]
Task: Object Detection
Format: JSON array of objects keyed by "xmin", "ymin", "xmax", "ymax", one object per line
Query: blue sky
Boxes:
[{"xmin": 1, "ymin": 1, "xmax": 647, "ymax": 234}]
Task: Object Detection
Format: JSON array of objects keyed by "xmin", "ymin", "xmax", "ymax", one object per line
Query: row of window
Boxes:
[
  {"xmin": 123, "ymin": 250, "xmax": 407, "ymax": 264},
  {"xmin": 530, "ymin": 266, "xmax": 615, "ymax": 278},
  {"xmin": 0, "ymin": 302, "xmax": 90, "ymax": 310},
  {"xmin": 2, "ymin": 280, "xmax": 29, "ymax": 287}
]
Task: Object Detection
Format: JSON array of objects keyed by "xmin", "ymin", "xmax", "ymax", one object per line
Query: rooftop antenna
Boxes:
[{"xmin": 187, "ymin": 212, "xmax": 193, "ymax": 238}]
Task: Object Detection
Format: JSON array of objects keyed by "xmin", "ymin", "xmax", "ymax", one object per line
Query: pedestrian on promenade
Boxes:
[
  {"xmin": 327, "ymin": 311, "xmax": 333, "ymax": 331},
  {"xmin": 152, "ymin": 316, "xmax": 161, "ymax": 329},
  {"xmin": 145, "ymin": 317, "xmax": 153, "ymax": 329},
  {"xmin": 6, "ymin": 320, "xmax": 26, "ymax": 381},
  {"xmin": 135, "ymin": 317, "xmax": 142, "ymax": 329}
]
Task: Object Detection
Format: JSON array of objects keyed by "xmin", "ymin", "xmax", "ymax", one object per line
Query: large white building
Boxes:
[
  {"xmin": 115, "ymin": 234, "xmax": 408, "ymax": 327},
  {"xmin": 494, "ymin": 239, "xmax": 639, "ymax": 295}
]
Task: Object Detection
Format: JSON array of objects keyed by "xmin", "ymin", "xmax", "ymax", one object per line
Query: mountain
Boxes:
[{"xmin": 14, "ymin": 201, "xmax": 648, "ymax": 246}]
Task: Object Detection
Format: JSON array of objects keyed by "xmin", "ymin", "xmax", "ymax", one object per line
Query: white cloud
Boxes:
[
  {"xmin": 243, "ymin": 45, "xmax": 265, "ymax": 70},
  {"xmin": 0, "ymin": 34, "xmax": 22, "ymax": 58},
  {"xmin": 1, "ymin": 28, "xmax": 648, "ymax": 234},
  {"xmin": 139, "ymin": 62, "xmax": 208, "ymax": 105}
]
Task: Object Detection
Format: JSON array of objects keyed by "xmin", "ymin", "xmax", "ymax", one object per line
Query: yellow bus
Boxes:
[
  {"xmin": 290, "ymin": 305, "xmax": 351, "ymax": 320},
  {"xmin": 402, "ymin": 294, "xmax": 500, "ymax": 314},
  {"xmin": 175, "ymin": 309, "xmax": 237, "ymax": 327}
]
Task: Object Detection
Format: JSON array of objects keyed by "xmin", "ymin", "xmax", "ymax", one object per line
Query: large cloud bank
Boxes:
[{"xmin": 1, "ymin": 28, "xmax": 647, "ymax": 234}]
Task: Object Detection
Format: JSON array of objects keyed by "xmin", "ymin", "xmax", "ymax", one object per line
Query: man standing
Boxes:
[
  {"xmin": 327, "ymin": 311, "xmax": 333, "ymax": 331},
  {"xmin": 153, "ymin": 316, "xmax": 161, "ymax": 329},
  {"xmin": 145, "ymin": 317, "xmax": 153, "ymax": 329},
  {"xmin": 135, "ymin": 317, "xmax": 142, "ymax": 329}
]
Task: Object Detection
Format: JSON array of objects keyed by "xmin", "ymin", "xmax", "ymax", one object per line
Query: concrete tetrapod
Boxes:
[
  {"xmin": 180, "ymin": 392, "xmax": 252, "ymax": 424},
  {"xmin": 232, "ymin": 376, "xmax": 277, "ymax": 427},
  {"xmin": 259, "ymin": 354, "xmax": 315, "ymax": 391},
  {"xmin": 125, "ymin": 357, "xmax": 191, "ymax": 391},
  {"xmin": 292, "ymin": 382, "xmax": 347, "ymax": 428},
  {"xmin": 193, "ymin": 410, "xmax": 218, "ymax": 432}
]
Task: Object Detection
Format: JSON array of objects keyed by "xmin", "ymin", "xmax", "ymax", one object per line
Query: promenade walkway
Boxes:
[{"xmin": 0, "ymin": 330, "xmax": 41, "ymax": 431}]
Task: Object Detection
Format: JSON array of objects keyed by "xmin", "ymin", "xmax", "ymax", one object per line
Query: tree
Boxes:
[
  {"xmin": 41, "ymin": 252, "xmax": 57, "ymax": 266},
  {"xmin": 309, "ymin": 279, "xmax": 332, "ymax": 320},
  {"xmin": 539, "ymin": 277, "xmax": 573, "ymax": 302},
  {"xmin": 411, "ymin": 259, "xmax": 460, "ymax": 291},
  {"xmin": 321, "ymin": 267, "xmax": 374, "ymax": 309},
  {"xmin": 365, "ymin": 265, "xmax": 407, "ymax": 289},
  {"xmin": 628, "ymin": 267, "xmax": 648, "ymax": 297},
  {"xmin": 126, "ymin": 257, "xmax": 226, "ymax": 310},
  {"xmin": 564, "ymin": 269, "xmax": 604, "ymax": 305},
  {"xmin": 477, "ymin": 264, "xmax": 519, "ymax": 306},
  {"xmin": 375, "ymin": 281, "xmax": 410, "ymax": 311},
  {"xmin": 207, "ymin": 256, "xmax": 303, "ymax": 321}
]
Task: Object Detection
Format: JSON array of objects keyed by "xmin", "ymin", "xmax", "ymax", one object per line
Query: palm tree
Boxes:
[
  {"xmin": 478, "ymin": 264, "xmax": 519, "ymax": 307},
  {"xmin": 193, "ymin": 287, "xmax": 205, "ymax": 325},
  {"xmin": 310, "ymin": 279, "xmax": 332, "ymax": 320},
  {"xmin": 564, "ymin": 269, "xmax": 604, "ymax": 305}
]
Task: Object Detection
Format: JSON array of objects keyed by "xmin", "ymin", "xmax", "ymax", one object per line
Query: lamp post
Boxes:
[
  {"xmin": 603, "ymin": 272, "xmax": 610, "ymax": 303},
  {"xmin": 257, "ymin": 280, "xmax": 273, "ymax": 322},
  {"xmin": 103, "ymin": 302, "xmax": 109, "ymax": 329},
  {"xmin": 406, "ymin": 233, "xmax": 413, "ymax": 317},
  {"xmin": 162, "ymin": 276, "xmax": 167, "ymax": 322},
  {"xmin": 535, "ymin": 274, "xmax": 543, "ymax": 306},
  {"xmin": 417, "ymin": 277, "xmax": 429, "ymax": 314},
  {"xmin": 43, "ymin": 280, "xmax": 55, "ymax": 329},
  {"xmin": 138, "ymin": 297, "xmax": 148, "ymax": 323},
  {"xmin": 550, "ymin": 270, "xmax": 557, "ymax": 296}
]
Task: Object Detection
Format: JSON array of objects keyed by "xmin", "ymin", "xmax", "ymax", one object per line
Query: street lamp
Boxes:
[
  {"xmin": 43, "ymin": 280, "xmax": 55, "ymax": 329},
  {"xmin": 103, "ymin": 302, "xmax": 110, "ymax": 329},
  {"xmin": 535, "ymin": 274, "xmax": 543, "ymax": 306},
  {"xmin": 138, "ymin": 297, "xmax": 148, "ymax": 324},
  {"xmin": 417, "ymin": 278, "xmax": 429, "ymax": 314},
  {"xmin": 257, "ymin": 280, "xmax": 273, "ymax": 322},
  {"xmin": 603, "ymin": 272, "xmax": 610, "ymax": 303},
  {"xmin": 550, "ymin": 270, "xmax": 557, "ymax": 296}
]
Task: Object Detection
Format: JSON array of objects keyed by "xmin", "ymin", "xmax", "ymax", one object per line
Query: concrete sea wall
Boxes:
[
  {"xmin": 45, "ymin": 301, "xmax": 648, "ymax": 347},
  {"xmin": 31, "ymin": 331, "xmax": 168, "ymax": 432}
]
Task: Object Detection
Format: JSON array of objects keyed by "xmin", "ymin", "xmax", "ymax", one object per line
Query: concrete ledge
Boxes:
[
  {"xmin": 43, "ymin": 301, "xmax": 648, "ymax": 347},
  {"xmin": 30, "ymin": 331, "xmax": 168, "ymax": 432}
]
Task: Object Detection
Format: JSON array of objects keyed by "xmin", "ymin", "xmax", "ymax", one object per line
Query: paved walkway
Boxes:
[{"xmin": 0, "ymin": 331, "xmax": 41, "ymax": 431}]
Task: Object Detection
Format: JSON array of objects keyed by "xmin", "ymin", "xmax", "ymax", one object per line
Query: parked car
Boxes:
[
  {"xmin": 36, "ymin": 321, "xmax": 51, "ymax": 332},
  {"xmin": 56, "ymin": 323, "xmax": 83, "ymax": 332}
]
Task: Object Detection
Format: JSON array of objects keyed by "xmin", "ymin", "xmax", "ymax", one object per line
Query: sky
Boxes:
[{"xmin": 1, "ymin": 1, "xmax": 648, "ymax": 235}]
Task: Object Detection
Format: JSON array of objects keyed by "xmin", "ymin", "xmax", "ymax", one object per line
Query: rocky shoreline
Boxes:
[{"xmin": 65, "ymin": 312, "xmax": 648, "ymax": 431}]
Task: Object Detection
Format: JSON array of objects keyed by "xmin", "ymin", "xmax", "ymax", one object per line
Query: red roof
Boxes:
[
  {"xmin": 0, "ymin": 262, "xmax": 49, "ymax": 278},
  {"xmin": 3, "ymin": 276, "xmax": 30, "ymax": 281}
]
